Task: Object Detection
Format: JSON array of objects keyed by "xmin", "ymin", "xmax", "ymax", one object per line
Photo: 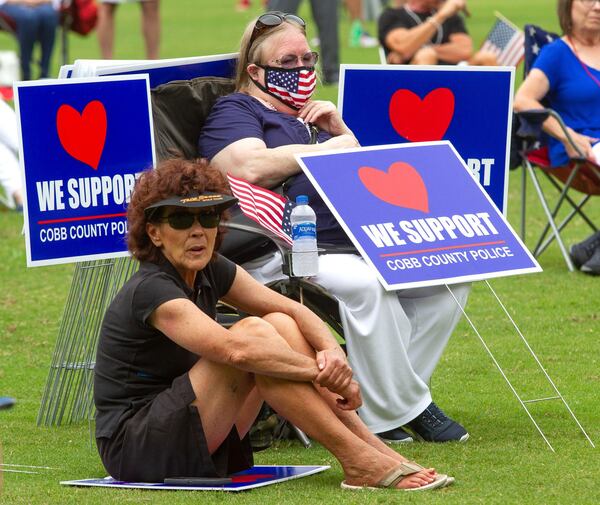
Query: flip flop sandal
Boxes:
[{"xmin": 340, "ymin": 461, "xmax": 448, "ymax": 491}]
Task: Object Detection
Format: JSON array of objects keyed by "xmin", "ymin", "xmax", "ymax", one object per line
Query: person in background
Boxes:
[
  {"xmin": 378, "ymin": 0, "xmax": 497, "ymax": 65},
  {"xmin": 346, "ymin": 0, "xmax": 378, "ymax": 48},
  {"xmin": 200, "ymin": 11, "xmax": 471, "ymax": 445},
  {"xmin": 93, "ymin": 157, "xmax": 452, "ymax": 490},
  {"xmin": 0, "ymin": 95, "xmax": 22, "ymax": 211},
  {"xmin": 0, "ymin": 0, "xmax": 59, "ymax": 80},
  {"xmin": 97, "ymin": 0, "xmax": 160, "ymax": 59},
  {"xmin": 266, "ymin": 0, "xmax": 340, "ymax": 84},
  {"xmin": 515, "ymin": 0, "xmax": 600, "ymax": 275}
]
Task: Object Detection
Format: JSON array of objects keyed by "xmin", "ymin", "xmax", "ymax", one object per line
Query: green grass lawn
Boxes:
[{"xmin": 1, "ymin": 1, "xmax": 600, "ymax": 504}]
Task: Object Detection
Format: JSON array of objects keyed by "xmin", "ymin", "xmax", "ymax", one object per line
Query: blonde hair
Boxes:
[{"xmin": 235, "ymin": 17, "xmax": 306, "ymax": 91}]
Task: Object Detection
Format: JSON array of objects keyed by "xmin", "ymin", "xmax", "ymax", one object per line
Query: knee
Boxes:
[
  {"xmin": 234, "ymin": 315, "xmax": 281, "ymax": 339},
  {"xmin": 235, "ymin": 313, "xmax": 312, "ymax": 355},
  {"xmin": 262, "ymin": 312, "xmax": 295, "ymax": 332},
  {"xmin": 99, "ymin": 4, "xmax": 116, "ymax": 19},
  {"xmin": 412, "ymin": 46, "xmax": 438, "ymax": 65}
]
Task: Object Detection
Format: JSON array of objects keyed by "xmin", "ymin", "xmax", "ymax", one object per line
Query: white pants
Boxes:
[
  {"xmin": 0, "ymin": 98, "xmax": 21, "ymax": 206},
  {"xmin": 243, "ymin": 251, "xmax": 471, "ymax": 433}
]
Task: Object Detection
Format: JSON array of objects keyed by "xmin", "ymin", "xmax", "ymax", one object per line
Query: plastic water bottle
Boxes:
[{"xmin": 290, "ymin": 195, "xmax": 318, "ymax": 277}]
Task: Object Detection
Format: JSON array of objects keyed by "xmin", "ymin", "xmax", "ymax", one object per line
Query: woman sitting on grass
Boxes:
[{"xmin": 93, "ymin": 158, "xmax": 452, "ymax": 491}]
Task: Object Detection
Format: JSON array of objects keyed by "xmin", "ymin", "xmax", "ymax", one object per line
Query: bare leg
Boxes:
[
  {"xmin": 188, "ymin": 353, "xmax": 261, "ymax": 454},
  {"xmin": 140, "ymin": 0, "xmax": 160, "ymax": 59},
  {"xmin": 345, "ymin": 0, "xmax": 362, "ymax": 21},
  {"xmin": 97, "ymin": 3, "xmax": 117, "ymax": 59},
  {"xmin": 189, "ymin": 315, "xmax": 437, "ymax": 489},
  {"xmin": 254, "ymin": 313, "xmax": 437, "ymax": 489},
  {"xmin": 263, "ymin": 312, "xmax": 408, "ymax": 463}
]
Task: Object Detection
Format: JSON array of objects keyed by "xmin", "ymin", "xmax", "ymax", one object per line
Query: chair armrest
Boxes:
[{"xmin": 516, "ymin": 108, "xmax": 586, "ymax": 160}]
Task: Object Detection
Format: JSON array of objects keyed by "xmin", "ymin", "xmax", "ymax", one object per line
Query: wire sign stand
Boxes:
[
  {"xmin": 37, "ymin": 257, "xmax": 138, "ymax": 426},
  {"xmin": 447, "ymin": 281, "xmax": 595, "ymax": 452}
]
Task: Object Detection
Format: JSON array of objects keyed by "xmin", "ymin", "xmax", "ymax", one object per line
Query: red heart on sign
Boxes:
[
  {"xmin": 358, "ymin": 161, "xmax": 429, "ymax": 212},
  {"xmin": 389, "ymin": 88, "xmax": 455, "ymax": 142},
  {"xmin": 56, "ymin": 100, "xmax": 107, "ymax": 170}
]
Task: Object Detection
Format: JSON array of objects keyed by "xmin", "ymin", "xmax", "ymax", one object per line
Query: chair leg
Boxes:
[
  {"xmin": 289, "ymin": 424, "xmax": 312, "ymax": 448},
  {"xmin": 536, "ymin": 194, "xmax": 591, "ymax": 256},
  {"xmin": 545, "ymin": 175, "xmax": 597, "ymax": 231},
  {"xmin": 526, "ymin": 163, "xmax": 575, "ymax": 271},
  {"xmin": 534, "ymin": 165, "xmax": 582, "ymax": 257}
]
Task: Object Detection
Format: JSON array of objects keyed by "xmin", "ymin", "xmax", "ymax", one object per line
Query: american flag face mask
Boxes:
[{"xmin": 253, "ymin": 65, "xmax": 317, "ymax": 110}]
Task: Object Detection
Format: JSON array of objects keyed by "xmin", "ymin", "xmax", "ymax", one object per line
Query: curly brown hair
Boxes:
[{"xmin": 127, "ymin": 158, "xmax": 232, "ymax": 263}]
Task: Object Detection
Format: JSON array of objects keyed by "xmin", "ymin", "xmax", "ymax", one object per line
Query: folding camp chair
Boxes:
[
  {"xmin": 150, "ymin": 75, "xmax": 346, "ymax": 339},
  {"xmin": 515, "ymin": 25, "xmax": 600, "ymax": 271}
]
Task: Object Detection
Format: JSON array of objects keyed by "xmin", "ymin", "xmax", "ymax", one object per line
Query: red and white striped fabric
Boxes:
[{"xmin": 226, "ymin": 173, "xmax": 293, "ymax": 246}]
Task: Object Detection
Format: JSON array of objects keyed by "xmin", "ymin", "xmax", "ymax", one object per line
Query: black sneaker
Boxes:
[
  {"xmin": 581, "ymin": 247, "xmax": 600, "ymax": 275},
  {"xmin": 570, "ymin": 231, "xmax": 600, "ymax": 269},
  {"xmin": 376, "ymin": 426, "xmax": 414, "ymax": 444},
  {"xmin": 406, "ymin": 402, "xmax": 469, "ymax": 443}
]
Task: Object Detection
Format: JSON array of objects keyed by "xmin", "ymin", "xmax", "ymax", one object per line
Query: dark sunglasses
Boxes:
[
  {"xmin": 245, "ymin": 12, "xmax": 306, "ymax": 63},
  {"xmin": 157, "ymin": 211, "xmax": 221, "ymax": 230},
  {"xmin": 271, "ymin": 51, "xmax": 319, "ymax": 69}
]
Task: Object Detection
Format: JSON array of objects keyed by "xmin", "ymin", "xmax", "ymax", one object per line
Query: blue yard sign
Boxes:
[
  {"xmin": 339, "ymin": 65, "xmax": 514, "ymax": 214},
  {"xmin": 14, "ymin": 75, "xmax": 155, "ymax": 266},
  {"xmin": 94, "ymin": 53, "xmax": 237, "ymax": 87},
  {"xmin": 296, "ymin": 142, "xmax": 540, "ymax": 291}
]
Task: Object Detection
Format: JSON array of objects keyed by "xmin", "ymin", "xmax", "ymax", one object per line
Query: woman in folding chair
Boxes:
[
  {"xmin": 93, "ymin": 158, "xmax": 451, "ymax": 490},
  {"xmin": 200, "ymin": 11, "xmax": 471, "ymax": 444},
  {"xmin": 514, "ymin": 0, "xmax": 600, "ymax": 274}
]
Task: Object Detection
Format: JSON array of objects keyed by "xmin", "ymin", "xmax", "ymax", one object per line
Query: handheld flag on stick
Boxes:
[
  {"xmin": 480, "ymin": 12, "xmax": 525, "ymax": 67},
  {"xmin": 226, "ymin": 174, "xmax": 293, "ymax": 246}
]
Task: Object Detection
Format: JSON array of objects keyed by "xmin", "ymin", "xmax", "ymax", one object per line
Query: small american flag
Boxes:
[
  {"xmin": 266, "ymin": 68, "xmax": 316, "ymax": 108},
  {"xmin": 227, "ymin": 174, "xmax": 293, "ymax": 246},
  {"xmin": 480, "ymin": 13, "xmax": 525, "ymax": 67}
]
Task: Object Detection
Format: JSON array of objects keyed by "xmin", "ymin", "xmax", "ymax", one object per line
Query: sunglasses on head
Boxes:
[
  {"xmin": 245, "ymin": 11, "xmax": 306, "ymax": 63},
  {"xmin": 157, "ymin": 211, "xmax": 221, "ymax": 230},
  {"xmin": 270, "ymin": 51, "xmax": 319, "ymax": 69}
]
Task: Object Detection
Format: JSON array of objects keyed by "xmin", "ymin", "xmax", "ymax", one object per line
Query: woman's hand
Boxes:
[
  {"xmin": 335, "ymin": 380, "xmax": 363, "ymax": 411},
  {"xmin": 298, "ymin": 100, "xmax": 353, "ymax": 137},
  {"xmin": 315, "ymin": 348, "xmax": 353, "ymax": 393},
  {"xmin": 563, "ymin": 128, "xmax": 598, "ymax": 161}
]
